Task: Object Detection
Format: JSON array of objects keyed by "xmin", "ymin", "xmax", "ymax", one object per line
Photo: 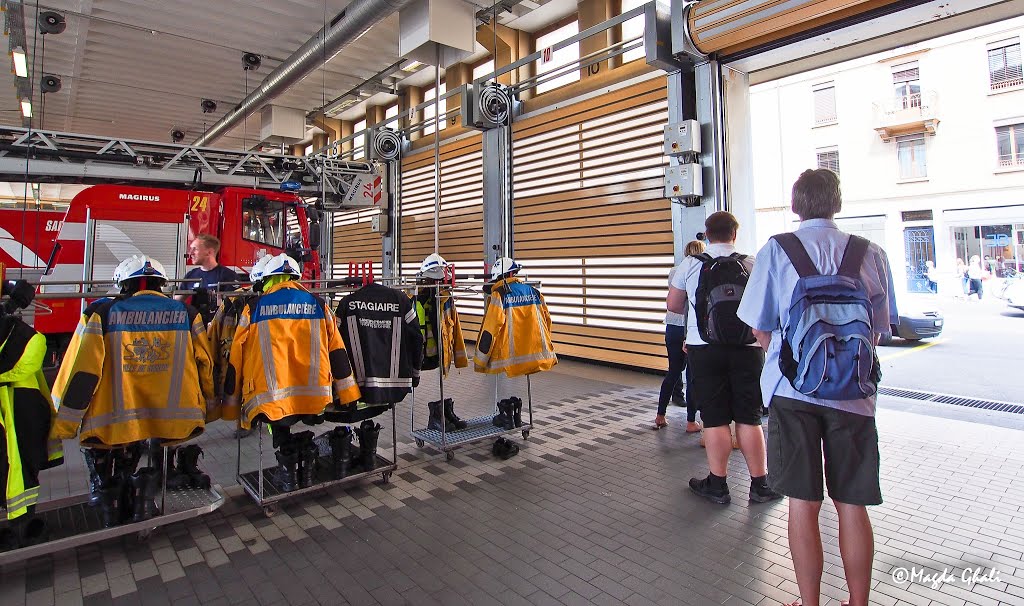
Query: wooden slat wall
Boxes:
[
  {"xmin": 512, "ymin": 78, "xmax": 672, "ymax": 370},
  {"xmin": 400, "ymin": 135, "xmax": 486, "ymax": 335},
  {"xmin": 331, "ymin": 208, "xmax": 382, "ymax": 279}
]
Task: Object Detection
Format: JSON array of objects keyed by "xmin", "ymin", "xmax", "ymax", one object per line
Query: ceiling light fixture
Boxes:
[
  {"xmin": 404, "ymin": 61, "xmax": 423, "ymax": 71},
  {"xmin": 21, "ymin": 100, "xmax": 32, "ymax": 118},
  {"xmin": 12, "ymin": 47, "xmax": 28, "ymax": 78}
]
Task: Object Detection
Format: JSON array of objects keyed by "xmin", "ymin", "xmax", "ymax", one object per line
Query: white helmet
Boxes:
[
  {"xmin": 261, "ymin": 253, "xmax": 301, "ymax": 279},
  {"xmin": 490, "ymin": 257, "xmax": 522, "ymax": 282},
  {"xmin": 113, "ymin": 255, "xmax": 168, "ymax": 288},
  {"xmin": 417, "ymin": 253, "xmax": 449, "ymax": 281},
  {"xmin": 249, "ymin": 255, "xmax": 272, "ymax": 284}
]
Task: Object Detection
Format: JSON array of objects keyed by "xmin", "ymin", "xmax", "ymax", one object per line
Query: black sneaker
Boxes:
[
  {"xmin": 749, "ymin": 479, "xmax": 783, "ymax": 503},
  {"xmin": 689, "ymin": 475, "xmax": 731, "ymax": 504}
]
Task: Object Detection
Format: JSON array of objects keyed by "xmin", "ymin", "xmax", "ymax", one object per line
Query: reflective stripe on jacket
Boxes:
[
  {"xmin": 1, "ymin": 317, "xmax": 63, "ymax": 520},
  {"xmin": 49, "ymin": 291, "xmax": 215, "ymax": 447},
  {"xmin": 225, "ymin": 281, "xmax": 360, "ymax": 429},
  {"xmin": 474, "ymin": 277, "xmax": 557, "ymax": 377},
  {"xmin": 415, "ymin": 288, "xmax": 468, "ymax": 377}
]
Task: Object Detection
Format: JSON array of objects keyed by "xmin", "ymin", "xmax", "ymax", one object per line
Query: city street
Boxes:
[{"xmin": 881, "ymin": 289, "xmax": 1024, "ymax": 403}]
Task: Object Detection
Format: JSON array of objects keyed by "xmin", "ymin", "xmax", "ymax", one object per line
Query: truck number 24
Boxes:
[{"xmin": 190, "ymin": 196, "xmax": 210, "ymax": 212}]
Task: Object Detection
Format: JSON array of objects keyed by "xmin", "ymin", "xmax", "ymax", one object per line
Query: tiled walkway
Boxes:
[{"xmin": 2, "ymin": 361, "xmax": 1022, "ymax": 606}]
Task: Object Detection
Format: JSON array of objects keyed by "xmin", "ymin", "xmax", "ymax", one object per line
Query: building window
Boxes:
[
  {"xmin": 536, "ymin": 21, "xmax": 580, "ymax": 94},
  {"xmin": 621, "ymin": 0, "xmax": 646, "ymax": 64},
  {"xmin": 816, "ymin": 147, "xmax": 840, "ymax": 175},
  {"xmin": 423, "ymin": 82, "xmax": 446, "ymax": 136},
  {"xmin": 988, "ymin": 40, "xmax": 1023, "ymax": 91},
  {"xmin": 385, "ymin": 104, "xmax": 399, "ymax": 121},
  {"xmin": 996, "ymin": 123, "xmax": 1024, "ymax": 167},
  {"xmin": 353, "ymin": 119, "xmax": 366, "ymax": 160},
  {"xmin": 472, "ymin": 59, "xmax": 495, "ymax": 81},
  {"xmin": 892, "ymin": 62, "xmax": 921, "ymax": 109},
  {"xmin": 897, "ymin": 135, "xmax": 926, "ymax": 179},
  {"xmin": 812, "ymin": 82, "xmax": 837, "ymax": 125}
]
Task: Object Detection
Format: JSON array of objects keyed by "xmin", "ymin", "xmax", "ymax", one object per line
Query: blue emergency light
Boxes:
[{"xmin": 280, "ymin": 181, "xmax": 302, "ymax": 192}]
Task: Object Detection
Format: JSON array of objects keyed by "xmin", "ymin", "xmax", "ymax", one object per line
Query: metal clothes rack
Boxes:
[
  {"xmin": 236, "ymin": 408, "xmax": 398, "ymax": 518},
  {"xmin": 230, "ymin": 279, "xmax": 406, "ymax": 516},
  {"xmin": 408, "ymin": 281, "xmax": 535, "ymax": 461},
  {"xmin": 0, "ymin": 446, "xmax": 225, "ymax": 565}
]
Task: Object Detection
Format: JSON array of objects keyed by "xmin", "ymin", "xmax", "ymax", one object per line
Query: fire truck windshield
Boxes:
[{"xmin": 242, "ymin": 198, "xmax": 285, "ymax": 248}]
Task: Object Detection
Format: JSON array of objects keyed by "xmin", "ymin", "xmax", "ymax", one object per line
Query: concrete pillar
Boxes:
[
  {"xmin": 366, "ymin": 105, "xmax": 386, "ymax": 127},
  {"xmin": 340, "ymin": 120, "xmax": 354, "ymax": 154},
  {"xmin": 445, "ymin": 63, "xmax": 472, "ymax": 129},
  {"xmin": 311, "ymin": 117, "xmax": 343, "ymax": 143},
  {"xmin": 577, "ymin": 0, "xmax": 615, "ymax": 80},
  {"xmin": 311, "ymin": 133, "xmax": 329, "ymax": 152},
  {"xmin": 406, "ymin": 86, "xmax": 424, "ymax": 141}
]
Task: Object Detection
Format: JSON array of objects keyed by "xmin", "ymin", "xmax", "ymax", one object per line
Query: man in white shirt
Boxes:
[{"xmin": 667, "ymin": 211, "xmax": 781, "ymax": 506}]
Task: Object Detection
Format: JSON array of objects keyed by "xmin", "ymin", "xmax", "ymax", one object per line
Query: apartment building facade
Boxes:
[{"xmin": 750, "ymin": 16, "xmax": 1024, "ymax": 292}]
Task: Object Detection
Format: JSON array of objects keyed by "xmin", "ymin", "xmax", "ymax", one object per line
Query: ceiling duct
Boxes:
[{"xmin": 193, "ymin": 0, "xmax": 416, "ymax": 148}]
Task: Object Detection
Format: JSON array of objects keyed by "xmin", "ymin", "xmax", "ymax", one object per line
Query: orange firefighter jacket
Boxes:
[
  {"xmin": 474, "ymin": 277, "xmax": 557, "ymax": 377},
  {"xmin": 224, "ymin": 281, "xmax": 361, "ymax": 429},
  {"xmin": 49, "ymin": 291, "xmax": 215, "ymax": 447}
]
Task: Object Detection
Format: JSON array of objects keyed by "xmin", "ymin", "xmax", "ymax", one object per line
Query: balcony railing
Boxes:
[
  {"xmin": 873, "ymin": 91, "xmax": 939, "ymax": 141},
  {"xmin": 991, "ymin": 76, "xmax": 1024, "ymax": 91},
  {"xmin": 999, "ymin": 156, "xmax": 1024, "ymax": 168}
]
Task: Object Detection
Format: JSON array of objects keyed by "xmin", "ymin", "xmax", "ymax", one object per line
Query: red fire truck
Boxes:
[{"xmin": 25, "ymin": 184, "xmax": 326, "ymax": 359}]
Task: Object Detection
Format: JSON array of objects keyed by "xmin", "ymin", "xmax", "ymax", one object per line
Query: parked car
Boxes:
[
  {"xmin": 1004, "ymin": 278, "xmax": 1024, "ymax": 311},
  {"xmin": 879, "ymin": 301, "xmax": 944, "ymax": 345}
]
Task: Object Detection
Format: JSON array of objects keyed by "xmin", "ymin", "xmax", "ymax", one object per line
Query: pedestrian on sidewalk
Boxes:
[
  {"xmin": 968, "ymin": 255, "xmax": 986, "ymax": 300},
  {"xmin": 737, "ymin": 168, "xmax": 898, "ymax": 606},
  {"xmin": 666, "ymin": 211, "xmax": 781, "ymax": 506},
  {"xmin": 655, "ymin": 240, "xmax": 704, "ymax": 432}
]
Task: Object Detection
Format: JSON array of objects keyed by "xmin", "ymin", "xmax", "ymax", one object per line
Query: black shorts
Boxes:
[
  {"xmin": 686, "ymin": 345, "xmax": 764, "ymax": 428},
  {"xmin": 766, "ymin": 395, "xmax": 882, "ymax": 506}
]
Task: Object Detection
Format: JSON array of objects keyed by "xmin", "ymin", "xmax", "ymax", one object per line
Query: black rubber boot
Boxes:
[
  {"xmin": 164, "ymin": 447, "xmax": 190, "ymax": 490},
  {"xmin": 496, "ymin": 400, "xmax": 515, "ymax": 430},
  {"xmin": 176, "ymin": 445, "xmax": 211, "ymax": 489},
  {"xmin": 18, "ymin": 516, "xmax": 49, "ymax": 547},
  {"xmin": 327, "ymin": 427, "xmax": 354, "ymax": 479},
  {"xmin": 82, "ymin": 448, "xmax": 113, "ymax": 506},
  {"xmin": 130, "ymin": 467, "xmax": 161, "ymax": 522},
  {"xmin": 492, "ymin": 399, "xmax": 511, "ymax": 429},
  {"xmin": 296, "ymin": 433, "xmax": 318, "ymax": 488},
  {"xmin": 274, "ymin": 446, "xmax": 300, "ymax": 492},
  {"xmin": 426, "ymin": 400, "xmax": 455, "ymax": 432},
  {"xmin": 443, "ymin": 398, "xmax": 468, "ymax": 430},
  {"xmin": 114, "ymin": 445, "xmax": 143, "ymax": 524},
  {"xmin": 98, "ymin": 480, "xmax": 122, "ymax": 528},
  {"xmin": 356, "ymin": 421, "xmax": 381, "ymax": 471},
  {"xmin": 508, "ymin": 397, "xmax": 523, "ymax": 428}
]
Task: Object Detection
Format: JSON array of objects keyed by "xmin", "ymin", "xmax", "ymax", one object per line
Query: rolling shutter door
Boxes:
[
  {"xmin": 331, "ymin": 208, "xmax": 382, "ymax": 279},
  {"xmin": 511, "ymin": 78, "xmax": 672, "ymax": 370},
  {"xmin": 400, "ymin": 135, "xmax": 485, "ymax": 334}
]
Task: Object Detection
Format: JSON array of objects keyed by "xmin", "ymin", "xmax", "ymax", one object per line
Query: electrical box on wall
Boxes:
[
  {"xmin": 663, "ymin": 120, "xmax": 700, "ymax": 155},
  {"xmin": 371, "ymin": 212, "xmax": 388, "ymax": 234},
  {"xmin": 665, "ymin": 163, "xmax": 702, "ymax": 199}
]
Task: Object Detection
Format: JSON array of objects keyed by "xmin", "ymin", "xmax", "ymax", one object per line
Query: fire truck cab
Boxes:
[{"xmin": 35, "ymin": 183, "xmax": 322, "ymax": 358}]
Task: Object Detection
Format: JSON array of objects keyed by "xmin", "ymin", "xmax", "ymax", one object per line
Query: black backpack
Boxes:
[{"xmin": 692, "ymin": 253, "xmax": 755, "ymax": 345}]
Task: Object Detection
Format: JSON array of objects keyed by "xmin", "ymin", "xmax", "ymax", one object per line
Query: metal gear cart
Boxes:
[
  {"xmin": 0, "ymin": 445, "xmax": 225, "ymax": 566},
  {"xmin": 236, "ymin": 405, "xmax": 398, "ymax": 517}
]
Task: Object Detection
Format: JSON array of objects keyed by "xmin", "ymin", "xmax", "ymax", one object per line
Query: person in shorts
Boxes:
[
  {"xmin": 737, "ymin": 169, "xmax": 897, "ymax": 606},
  {"xmin": 666, "ymin": 211, "xmax": 781, "ymax": 505}
]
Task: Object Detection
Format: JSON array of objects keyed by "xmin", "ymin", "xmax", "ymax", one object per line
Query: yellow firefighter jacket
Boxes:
[
  {"xmin": 206, "ymin": 289, "xmax": 254, "ymax": 422},
  {"xmin": 474, "ymin": 277, "xmax": 557, "ymax": 377},
  {"xmin": 50, "ymin": 291, "xmax": 215, "ymax": 448},
  {"xmin": 1, "ymin": 317, "xmax": 63, "ymax": 520},
  {"xmin": 225, "ymin": 281, "xmax": 361, "ymax": 430},
  {"xmin": 415, "ymin": 288, "xmax": 468, "ymax": 377}
]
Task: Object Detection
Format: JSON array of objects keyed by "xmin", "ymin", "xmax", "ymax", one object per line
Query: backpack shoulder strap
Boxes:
[
  {"xmin": 694, "ymin": 253, "xmax": 713, "ymax": 264},
  {"xmin": 838, "ymin": 235, "xmax": 870, "ymax": 280},
  {"xmin": 772, "ymin": 233, "xmax": 819, "ymax": 278}
]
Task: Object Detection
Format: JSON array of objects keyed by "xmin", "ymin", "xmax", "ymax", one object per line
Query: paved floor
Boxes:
[{"xmin": 2, "ymin": 360, "xmax": 1023, "ymax": 606}]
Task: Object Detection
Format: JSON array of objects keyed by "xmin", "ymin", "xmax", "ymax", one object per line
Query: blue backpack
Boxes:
[{"xmin": 773, "ymin": 233, "xmax": 881, "ymax": 401}]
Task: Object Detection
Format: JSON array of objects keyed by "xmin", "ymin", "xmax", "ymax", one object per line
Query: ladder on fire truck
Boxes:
[{"xmin": 0, "ymin": 126, "xmax": 381, "ymax": 209}]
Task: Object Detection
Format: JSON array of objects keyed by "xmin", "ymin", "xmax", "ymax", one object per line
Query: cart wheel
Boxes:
[
  {"xmin": 381, "ymin": 471, "xmax": 392, "ymax": 484},
  {"xmin": 445, "ymin": 451, "xmax": 455, "ymax": 462},
  {"xmin": 415, "ymin": 438, "xmax": 424, "ymax": 448},
  {"xmin": 522, "ymin": 430, "xmax": 530, "ymax": 439},
  {"xmin": 262, "ymin": 505, "xmax": 278, "ymax": 518}
]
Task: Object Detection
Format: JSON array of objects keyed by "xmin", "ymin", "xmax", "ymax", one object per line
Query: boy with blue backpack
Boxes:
[{"xmin": 737, "ymin": 169, "xmax": 898, "ymax": 606}]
